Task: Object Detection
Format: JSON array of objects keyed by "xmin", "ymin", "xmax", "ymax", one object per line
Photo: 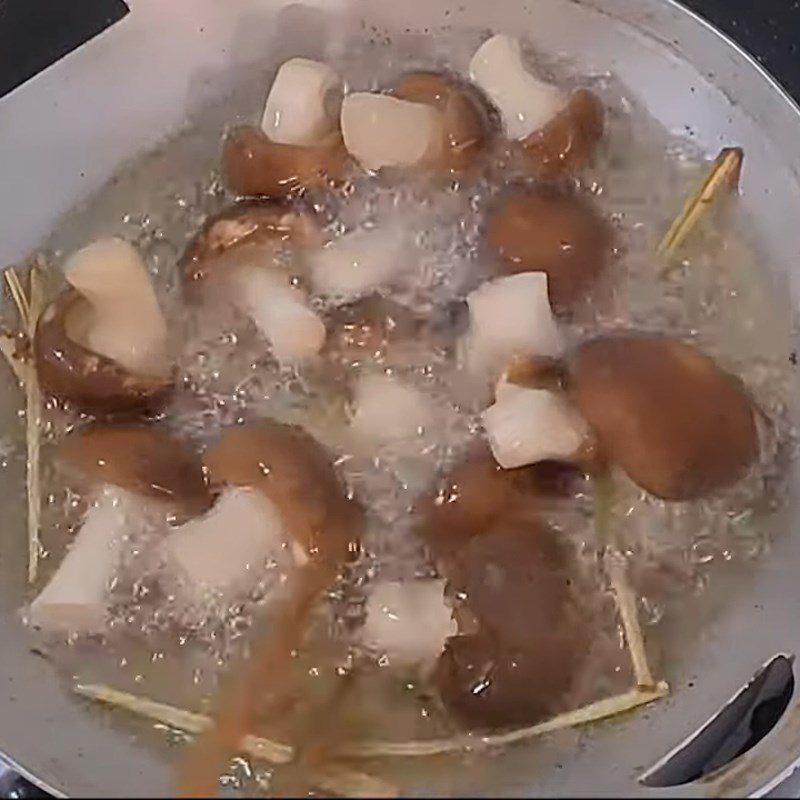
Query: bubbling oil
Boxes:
[{"xmin": 2, "ymin": 25, "xmax": 796, "ymax": 797}]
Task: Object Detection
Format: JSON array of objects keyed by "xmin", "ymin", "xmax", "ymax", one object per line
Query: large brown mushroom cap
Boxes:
[
  {"xmin": 392, "ymin": 72, "xmax": 490, "ymax": 174},
  {"xmin": 486, "ymin": 189, "xmax": 614, "ymax": 310},
  {"xmin": 567, "ymin": 334, "xmax": 759, "ymax": 500},
  {"xmin": 222, "ymin": 126, "xmax": 349, "ymax": 199},
  {"xmin": 204, "ymin": 421, "xmax": 362, "ymax": 563},
  {"xmin": 181, "ymin": 201, "xmax": 323, "ymax": 285},
  {"xmin": 59, "ymin": 425, "xmax": 212, "ymax": 518},
  {"xmin": 521, "ymin": 88, "xmax": 604, "ymax": 180},
  {"xmin": 34, "ymin": 289, "xmax": 173, "ymax": 415}
]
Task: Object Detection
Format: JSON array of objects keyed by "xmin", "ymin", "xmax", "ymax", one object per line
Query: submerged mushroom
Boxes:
[
  {"xmin": 35, "ymin": 239, "xmax": 172, "ymax": 414},
  {"xmin": 28, "ymin": 426, "xmax": 210, "ymax": 633},
  {"xmin": 568, "ymin": 334, "xmax": 759, "ymax": 500},
  {"xmin": 222, "ymin": 125, "xmax": 348, "ymax": 199},
  {"xmin": 486, "ymin": 189, "xmax": 614, "ymax": 309},
  {"xmin": 392, "ymin": 71, "xmax": 490, "ymax": 174},
  {"xmin": 182, "ymin": 202, "xmax": 326, "ymax": 363}
]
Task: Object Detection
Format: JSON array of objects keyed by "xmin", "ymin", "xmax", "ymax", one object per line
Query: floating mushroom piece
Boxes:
[
  {"xmin": 486, "ymin": 189, "xmax": 614, "ymax": 310},
  {"xmin": 392, "ymin": 71, "xmax": 490, "ymax": 174},
  {"xmin": 261, "ymin": 58, "xmax": 343, "ymax": 147},
  {"xmin": 222, "ymin": 125, "xmax": 348, "ymax": 199},
  {"xmin": 360, "ymin": 579, "xmax": 456, "ymax": 669},
  {"xmin": 567, "ymin": 334, "xmax": 759, "ymax": 500},
  {"xmin": 340, "ymin": 92, "xmax": 444, "ymax": 172},
  {"xmin": 204, "ymin": 420, "xmax": 363, "ymax": 563},
  {"xmin": 483, "ymin": 382, "xmax": 590, "ymax": 470},
  {"xmin": 463, "ymin": 271, "xmax": 564, "ymax": 376},
  {"xmin": 521, "ymin": 88, "xmax": 605, "ymax": 180},
  {"xmin": 160, "ymin": 487, "xmax": 302, "ymax": 612},
  {"xmin": 181, "ymin": 202, "xmax": 326, "ymax": 363},
  {"xmin": 28, "ymin": 426, "xmax": 211, "ymax": 634},
  {"xmin": 35, "ymin": 239, "xmax": 173, "ymax": 414}
]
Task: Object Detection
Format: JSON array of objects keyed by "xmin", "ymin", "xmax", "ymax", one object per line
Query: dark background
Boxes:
[{"xmin": 0, "ymin": 0, "xmax": 799, "ymax": 101}]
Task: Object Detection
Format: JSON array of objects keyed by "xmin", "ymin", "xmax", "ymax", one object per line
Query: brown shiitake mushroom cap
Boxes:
[
  {"xmin": 204, "ymin": 421, "xmax": 362, "ymax": 563},
  {"xmin": 392, "ymin": 72, "xmax": 491, "ymax": 174},
  {"xmin": 434, "ymin": 631, "xmax": 583, "ymax": 729},
  {"xmin": 487, "ymin": 188, "xmax": 613, "ymax": 310},
  {"xmin": 222, "ymin": 126, "xmax": 349, "ymax": 199},
  {"xmin": 521, "ymin": 89, "xmax": 604, "ymax": 180},
  {"xmin": 417, "ymin": 444, "xmax": 584, "ymax": 559},
  {"xmin": 59, "ymin": 424, "xmax": 212, "ymax": 518},
  {"xmin": 567, "ymin": 334, "xmax": 759, "ymax": 500},
  {"xmin": 34, "ymin": 289, "xmax": 173, "ymax": 415}
]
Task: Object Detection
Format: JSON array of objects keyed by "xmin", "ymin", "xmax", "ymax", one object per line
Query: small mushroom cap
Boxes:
[
  {"xmin": 204, "ymin": 421, "xmax": 363, "ymax": 562},
  {"xmin": 567, "ymin": 334, "xmax": 759, "ymax": 500},
  {"xmin": 34, "ymin": 289, "xmax": 173, "ymax": 415},
  {"xmin": 181, "ymin": 201, "xmax": 323, "ymax": 285},
  {"xmin": 521, "ymin": 88, "xmax": 604, "ymax": 180},
  {"xmin": 59, "ymin": 425, "xmax": 212, "ymax": 517},
  {"xmin": 222, "ymin": 126, "xmax": 349, "ymax": 199},
  {"xmin": 486, "ymin": 189, "xmax": 614, "ymax": 309},
  {"xmin": 392, "ymin": 71, "xmax": 490, "ymax": 174}
]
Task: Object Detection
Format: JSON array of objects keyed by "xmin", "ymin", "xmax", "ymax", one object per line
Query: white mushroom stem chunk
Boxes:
[
  {"xmin": 483, "ymin": 384, "xmax": 588, "ymax": 469},
  {"xmin": 230, "ymin": 266, "xmax": 326, "ymax": 363},
  {"xmin": 350, "ymin": 374, "xmax": 435, "ymax": 445},
  {"xmin": 27, "ymin": 489, "xmax": 138, "ymax": 634},
  {"xmin": 360, "ymin": 580, "xmax": 456, "ymax": 667},
  {"xmin": 161, "ymin": 488, "xmax": 301, "ymax": 608},
  {"xmin": 62, "ymin": 238, "xmax": 168, "ymax": 375},
  {"xmin": 469, "ymin": 34, "xmax": 567, "ymax": 141},
  {"xmin": 340, "ymin": 93, "xmax": 443, "ymax": 171},
  {"xmin": 261, "ymin": 58, "xmax": 343, "ymax": 146},
  {"xmin": 309, "ymin": 226, "xmax": 408, "ymax": 301},
  {"xmin": 464, "ymin": 272, "xmax": 564, "ymax": 375}
]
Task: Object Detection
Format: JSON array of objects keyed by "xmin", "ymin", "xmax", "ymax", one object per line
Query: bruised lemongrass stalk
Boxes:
[
  {"xmin": 74, "ymin": 684, "xmax": 396, "ymax": 798},
  {"xmin": 337, "ymin": 683, "xmax": 669, "ymax": 758},
  {"xmin": 0, "ymin": 333, "xmax": 26, "ymax": 385},
  {"xmin": 3, "ymin": 264, "xmax": 45, "ymax": 583},
  {"xmin": 657, "ymin": 146, "xmax": 743, "ymax": 259}
]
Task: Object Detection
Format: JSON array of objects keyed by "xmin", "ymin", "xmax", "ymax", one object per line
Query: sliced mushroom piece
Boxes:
[
  {"xmin": 521, "ymin": 88, "xmax": 605, "ymax": 180},
  {"xmin": 434, "ymin": 632, "xmax": 582, "ymax": 729},
  {"xmin": 486, "ymin": 190, "xmax": 614, "ymax": 310},
  {"xmin": 160, "ymin": 487, "xmax": 303, "ymax": 612},
  {"xmin": 204, "ymin": 420, "xmax": 362, "ymax": 563},
  {"xmin": 482, "ymin": 383, "xmax": 590, "ymax": 470},
  {"xmin": 469, "ymin": 34, "xmax": 567, "ymax": 142},
  {"xmin": 463, "ymin": 271, "xmax": 564, "ymax": 376},
  {"xmin": 181, "ymin": 202, "xmax": 326, "ymax": 363},
  {"xmin": 28, "ymin": 425, "xmax": 211, "ymax": 634},
  {"xmin": 340, "ymin": 92, "xmax": 444, "ymax": 172},
  {"xmin": 567, "ymin": 334, "xmax": 759, "ymax": 500},
  {"xmin": 359, "ymin": 579, "xmax": 456, "ymax": 669},
  {"xmin": 35, "ymin": 290, "xmax": 172, "ymax": 415},
  {"xmin": 261, "ymin": 58, "xmax": 343, "ymax": 146},
  {"xmin": 223, "ymin": 125, "xmax": 348, "ymax": 199},
  {"xmin": 392, "ymin": 71, "xmax": 490, "ymax": 174},
  {"xmin": 35, "ymin": 239, "xmax": 173, "ymax": 414}
]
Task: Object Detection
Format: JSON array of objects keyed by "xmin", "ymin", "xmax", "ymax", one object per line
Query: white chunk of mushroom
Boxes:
[
  {"xmin": 349, "ymin": 373, "xmax": 436, "ymax": 446},
  {"xmin": 483, "ymin": 383, "xmax": 588, "ymax": 469},
  {"xmin": 27, "ymin": 489, "xmax": 141, "ymax": 634},
  {"xmin": 63, "ymin": 238, "xmax": 169, "ymax": 375},
  {"xmin": 261, "ymin": 58, "xmax": 343, "ymax": 146},
  {"xmin": 340, "ymin": 92, "xmax": 443, "ymax": 171},
  {"xmin": 469, "ymin": 34, "xmax": 567, "ymax": 141},
  {"xmin": 464, "ymin": 271, "xmax": 564, "ymax": 375},
  {"xmin": 230, "ymin": 266, "xmax": 326, "ymax": 363},
  {"xmin": 359, "ymin": 579, "xmax": 456, "ymax": 668},
  {"xmin": 309, "ymin": 226, "xmax": 409, "ymax": 301},
  {"xmin": 161, "ymin": 487, "xmax": 304, "ymax": 610}
]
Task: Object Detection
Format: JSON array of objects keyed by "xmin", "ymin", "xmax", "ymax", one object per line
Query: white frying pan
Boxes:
[{"xmin": 1, "ymin": 0, "xmax": 799, "ymax": 795}]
